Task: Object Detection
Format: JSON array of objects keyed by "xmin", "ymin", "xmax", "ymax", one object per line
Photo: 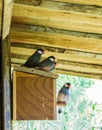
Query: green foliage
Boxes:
[
  {"xmin": 92, "ymin": 103, "xmax": 97, "ymax": 111},
  {"xmin": 92, "ymin": 127, "xmax": 94, "ymax": 130}
]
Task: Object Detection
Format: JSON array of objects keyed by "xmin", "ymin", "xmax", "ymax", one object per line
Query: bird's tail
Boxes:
[{"xmin": 58, "ymin": 107, "xmax": 62, "ymax": 114}]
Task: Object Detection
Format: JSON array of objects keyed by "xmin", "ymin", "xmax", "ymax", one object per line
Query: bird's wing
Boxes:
[
  {"xmin": 38, "ymin": 66, "xmax": 51, "ymax": 72},
  {"xmin": 37, "ymin": 59, "xmax": 49, "ymax": 66}
]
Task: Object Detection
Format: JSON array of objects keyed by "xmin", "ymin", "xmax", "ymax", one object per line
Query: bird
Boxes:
[
  {"xmin": 50, "ymin": 62, "xmax": 57, "ymax": 72},
  {"xmin": 36, "ymin": 56, "xmax": 57, "ymax": 72},
  {"xmin": 22, "ymin": 48, "xmax": 44, "ymax": 67},
  {"xmin": 57, "ymin": 82, "xmax": 71, "ymax": 113}
]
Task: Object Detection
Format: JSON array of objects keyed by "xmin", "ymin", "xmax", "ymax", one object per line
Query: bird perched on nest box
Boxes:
[
  {"xmin": 57, "ymin": 82, "xmax": 71, "ymax": 113},
  {"xmin": 36, "ymin": 56, "xmax": 57, "ymax": 72},
  {"xmin": 22, "ymin": 48, "xmax": 44, "ymax": 67}
]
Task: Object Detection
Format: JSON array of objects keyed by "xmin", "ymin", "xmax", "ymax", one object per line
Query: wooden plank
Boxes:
[
  {"xmin": 11, "ymin": 47, "xmax": 102, "ymax": 65},
  {"xmin": 14, "ymin": 0, "xmax": 42, "ymax": 6},
  {"xmin": 0, "ymin": 38, "xmax": 2, "ymax": 130},
  {"xmin": 2, "ymin": 0, "xmax": 13, "ymax": 39},
  {"xmin": 13, "ymin": 71, "xmax": 56, "ymax": 120},
  {"xmin": 11, "ymin": 63, "xmax": 102, "ymax": 79},
  {"xmin": 0, "ymin": 2, "xmax": 2, "ymax": 128},
  {"xmin": 52, "ymin": 0, "xmax": 102, "ymax": 6},
  {"xmin": 12, "ymin": 4, "xmax": 102, "ymax": 34},
  {"xmin": 13, "ymin": 71, "xmax": 16, "ymax": 120},
  {"xmin": 41, "ymin": 1, "xmax": 102, "ymax": 15},
  {"xmin": 2, "ymin": 37, "xmax": 11, "ymax": 130},
  {"xmin": 10, "ymin": 29, "xmax": 102, "ymax": 54},
  {"xmin": 55, "ymin": 69, "xmax": 102, "ymax": 80},
  {"xmin": 11, "ymin": 57, "xmax": 102, "ymax": 79},
  {"xmin": 14, "ymin": 66, "xmax": 58, "ymax": 79},
  {"xmin": 57, "ymin": 63, "xmax": 102, "ymax": 75},
  {"xmin": 1, "ymin": 0, "xmax": 13, "ymax": 129}
]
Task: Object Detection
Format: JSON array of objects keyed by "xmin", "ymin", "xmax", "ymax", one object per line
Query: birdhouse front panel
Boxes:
[{"xmin": 13, "ymin": 71, "xmax": 57, "ymax": 120}]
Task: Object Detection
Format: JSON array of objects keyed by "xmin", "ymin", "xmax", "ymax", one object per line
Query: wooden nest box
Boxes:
[{"xmin": 12, "ymin": 66, "xmax": 58, "ymax": 120}]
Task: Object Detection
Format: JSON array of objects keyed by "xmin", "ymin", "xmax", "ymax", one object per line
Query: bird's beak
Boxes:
[
  {"xmin": 54, "ymin": 58, "xmax": 58, "ymax": 62},
  {"xmin": 68, "ymin": 85, "xmax": 71, "ymax": 88}
]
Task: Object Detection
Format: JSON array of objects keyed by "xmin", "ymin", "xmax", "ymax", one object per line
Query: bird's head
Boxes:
[
  {"xmin": 49, "ymin": 56, "xmax": 57, "ymax": 62},
  {"xmin": 64, "ymin": 82, "xmax": 71, "ymax": 89},
  {"xmin": 37, "ymin": 48, "xmax": 44, "ymax": 54}
]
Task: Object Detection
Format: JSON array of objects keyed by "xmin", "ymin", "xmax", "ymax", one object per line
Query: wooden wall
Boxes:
[
  {"xmin": 13, "ymin": 70, "xmax": 57, "ymax": 120},
  {"xmin": 10, "ymin": 0, "xmax": 102, "ymax": 79}
]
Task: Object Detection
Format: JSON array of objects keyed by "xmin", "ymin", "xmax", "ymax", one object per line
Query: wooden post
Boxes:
[
  {"xmin": 1, "ymin": 0, "xmax": 13, "ymax": 129},
  {"xmin": 0, "ymin": 38, "xmax": 2, "ymax": 130},
  {"xmin": 2, "ymin": 36, "xmax": 11, "ymax": 130}
]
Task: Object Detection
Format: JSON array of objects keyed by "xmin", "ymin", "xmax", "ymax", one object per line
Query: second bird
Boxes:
[{"xmin": 36, "ymin": 56, "xmax": 57, "ymax": 72}]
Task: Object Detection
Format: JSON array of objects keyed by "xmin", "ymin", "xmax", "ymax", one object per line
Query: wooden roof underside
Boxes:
[{"xmin": 1, "ymin": 0, "xmax": 102, "ymax": 79}]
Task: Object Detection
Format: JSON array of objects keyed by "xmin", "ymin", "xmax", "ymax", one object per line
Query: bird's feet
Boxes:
[{"xmin": 57, "ymin": 101, "xmax": 66, "ymax": 106}]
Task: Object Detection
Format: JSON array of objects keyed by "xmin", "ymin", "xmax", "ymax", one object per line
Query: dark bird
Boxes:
[
  {"xmin": 57, "ymin": 82, "xmax": 71, "ymax": 113},
  {"xmin": 22, "ymin": 48, "xmax": 44, "ymax": 67},
  {"xmin": 50, "ymin": 62, "xmax": 57, "ymax": 72},
  {"xmin": 36, "ymin": 56, "xmax": 57, "ymax": 72}
]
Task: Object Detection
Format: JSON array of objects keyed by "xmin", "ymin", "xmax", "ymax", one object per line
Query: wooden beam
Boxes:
[
  {"xmin": 0, "ymin": 1, "xmax": 2, "ymax": 128},
  {"xmin": 52, "ymin": 0, "xmax": 102, "ymax": 6},
  {"xmin": 14, "ymin": 66, "xmax": 58, "ymax": 79},
  {"xmin": 11, "ymin": 57, "xmax": 102, "ymax": 75},
  {"xmin": 12, "ymin": 4, "xmax": 102, "ymax": 34},
  {"xmin": 41, "ymin": 0, "xmax": 102, "ymax": 16},
  {"xmin": 1, "ymin": 0, "xmax": 13, "ymax": 130},
  {"xmin": 14, "ymin": 0, "xmax": 42, "ymax": 6},
  {"xmin": 0, "ymin": 38, "xmax": 2, "ymax": 130},
  {"xmin": 11, "ymin": 63, "xmax": 102, "ymax": 80},
  {"xmin": 55, "ymin": 69, "xmax": 102, "ymax": 80},
  {"xmin": 11, "ymin": 47, "xmax": 102, "ymax": 65},
  {"xmin": 10, "ymin": 29, "xmax": 102, "ymax": 54},
  {"xmin": 57, "ymin": 63, "xmax": 102, "ymax": 75},
  {"xmin": 2, "ymin": 37, "xmax": 11, "ymax": 130},
  {"xmin": 2, "ymin": 0, "xmax": 13, "ymax": 39}
]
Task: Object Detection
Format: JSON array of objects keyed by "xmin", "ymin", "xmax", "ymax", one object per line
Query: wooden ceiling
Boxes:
[{"xmin": 6, "ymin": 0, "xmax": 102, "ymax": 79}]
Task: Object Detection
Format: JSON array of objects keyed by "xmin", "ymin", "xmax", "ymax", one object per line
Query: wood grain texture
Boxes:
[
  {"xmin": 13, "ymin": 71, "xmax": 16, "ymax": 120},
  {"xmin": 2, "ymin": 37, "xmax": 11, "ymax": 130},
  {"xmin": 15, "ymin": 0, "xmax": 42, "ymax": 6},
  {"xmin": 11, "ymin": 60, "xmax": 102, "ymax": 79},
  {"xmin": 12, "ymin": 4, "xmax": 102, "ymax": 34},
  {"xmin": 2, "ymin": 0, "xmax": 13, "ymax": 39},
  {"xmin": 0, "ymin": 38, "xmax": 2, "ymax": 129},
  {"xmin": 14, "ymin": 66, "xmax": 58, "ymax": 79},
  {"xmin": 11, "ymin": 47, "xmax": 102, "ymax": 65},
  {"xmin": 10, "ymin": 1, "xmax": 102, "ymax": 79},
  {"xmin": 12, "ymin": 64, "xmax": 102, "ymax": 79},
  {"xmin": 55, "ymin": 69, "xmax": 102, "ymax": 79},
  {"xmin": 41, "ymin": 1, "xmax": 102, "ymax": 15},
  {"xmin": 10, "ymin": 29, "xmax": 102, "ymax": 54},
  {"xmin": 13, "ymin": 71, "xmax": 56, "ymax": 120},
  {"xmin": 52, "ymin": 0, "xmax": 102, "ymax": 6}
]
